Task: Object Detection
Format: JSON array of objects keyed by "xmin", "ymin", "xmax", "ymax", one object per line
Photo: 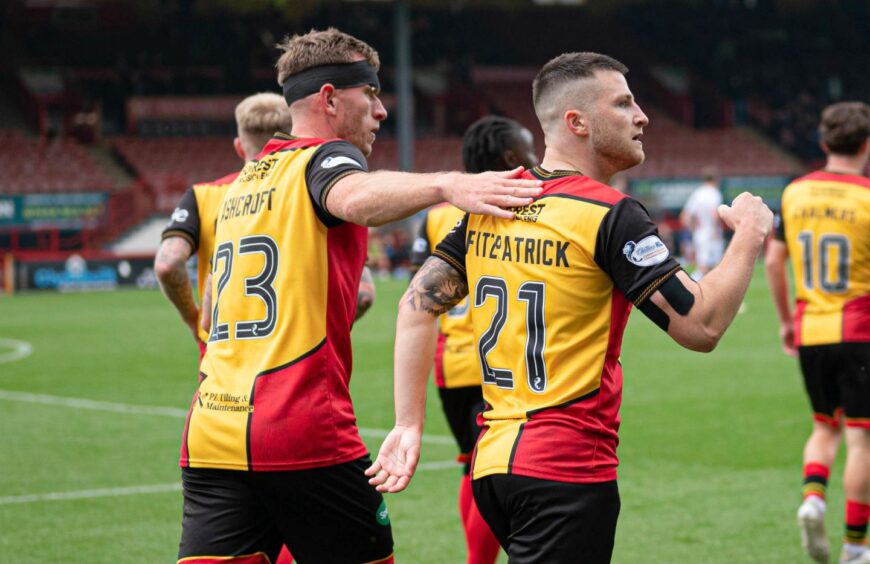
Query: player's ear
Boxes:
[
  {"xmin": 233, "ymin": 137, "xmax": 245, "ymax": 160},
  {"xmin": 318, "ymin": 84, "xmax": 339, "ymax": 116},
  {"xmin": 564, "ymin": 109, "xmax": 589, "ymax": 138},
  {"xmin": 502, "ymin": 149, "xmax": 519, "ymax": 169}
]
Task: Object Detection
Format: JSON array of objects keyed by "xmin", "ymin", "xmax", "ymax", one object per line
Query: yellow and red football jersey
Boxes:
[
  {"xmin": 181, "ymin": 134, "xmax": 371, "ymax": 471},
  {"xmin": 434, "ymin": 167, "xmax": 681, "ymax": 484},
  {"xmin": 776, "ymin": 171, "xmax": 870, "ymax": 346}
]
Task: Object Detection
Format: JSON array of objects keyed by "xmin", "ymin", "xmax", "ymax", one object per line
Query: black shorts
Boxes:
[
  {"xmin": 799, "ymin": 342, "xmax": 870, "ymax": 427},
  {"xmin": 438, "ymin": 385, "xmax": 485, "ymax": 472},
  {"xmin": 178, "ymin": 456, "xmax": 393, "ymax": 563},
  {"xmin": 472, "ymin": 474, "xmax": 620, "ymax": 564}
]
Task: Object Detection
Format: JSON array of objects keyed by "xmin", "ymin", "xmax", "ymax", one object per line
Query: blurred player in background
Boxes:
[
  {"xmin": 176, "ymin": 28, "xmax": 542, "ymax": 564},
  {"xmin": 410, "ymin": 115, "xmax": 538, "ymax": 564},
  {"xmin": 680, "ymin": 166, "xmax": 724, "ymax": 279},
  {"xmin": 155, "ymin": 92, "xmax": 299, "ymax": 564},
  {"xmin": 156, "ymin": 92, "xmax": 295, "ymax": 356},
  {"xmin": 765, "ymin": 101, "xmax": 870, "ymax": 564},
  {"xmin": 369, "ymin": 51, "xmax": 773, "ymax": 563}
]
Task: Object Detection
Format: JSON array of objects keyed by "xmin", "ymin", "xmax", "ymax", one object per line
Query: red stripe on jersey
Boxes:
[
  {"xmin": 843, "ymin": 294, "xmax": 870, "ymax": 343},
  {"xmin": 246, "ymin": 340, "xmax": 366, "ymax": 470},
  {"xmin": 256, "ymin": 136, "xmax": 332, "ymax": 160},
  {"xmin": 525, "ymin": 171, "xmax": 627, "ymax": 207},
  {"xmin": 325, "ymin": 221, "xmax": 369, "ymax": 378},
  {"xmin": 801, "ymin": 171, "xmax": 870, "ymax": 189},
  {"xmin": 503, "ymin": 288, "xmax": 632, "ymax": 483},
  {"xmin": 794, "ymin": 300, "xmax": 807, "ymax": 347},
  {"xmin": 506, "ymin": 393, "xmax": 618, "ymax": 483},
  {"xmin": 433, "ymin": 331, "xmax": 447, "ymax": 388}
]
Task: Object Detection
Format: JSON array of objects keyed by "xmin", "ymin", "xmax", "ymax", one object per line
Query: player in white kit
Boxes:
[{"xmin": 680, "ymin": 167, "xmax": 724, "ymax": 279}]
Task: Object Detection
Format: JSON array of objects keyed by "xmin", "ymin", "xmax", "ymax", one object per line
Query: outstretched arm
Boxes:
[
  {"xmin": 154, "ymin": 236, "xmax": 199, "ymax": 341},
  {"xmin": 327, "ymin": 167, "xmax": 542, "ymax": 226},
  {"xmin": 366, "ymin": 256, "xmax": 469, "ymax": 493}
]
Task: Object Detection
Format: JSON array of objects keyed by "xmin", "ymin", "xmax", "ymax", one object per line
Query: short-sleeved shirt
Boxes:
[
  {"xmin": 411, "ymin": 204, "xmax": 478, "ymax": 389},
  {"xmin": 181, "ymin": 133, "xmax": 371, "ymax": 472},
  {"xmin": 774, "ymin": 170, "xmax": 870, "ymax": 346},
  {"xmin": 162, "ymin": 171, "xmax": 240, "ymax": 343},
  {"xmin": 683, "ymin": 184, "xmax": 723, "ymax": 240},
  {"xmin": 434, "ymin": 167, "xmax": 681, "ymax": 484}
]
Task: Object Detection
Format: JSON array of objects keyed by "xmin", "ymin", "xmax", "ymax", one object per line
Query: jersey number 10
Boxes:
[{"xmin": 796, "ymin": 231, "xmax": 850, "ymax": 294}]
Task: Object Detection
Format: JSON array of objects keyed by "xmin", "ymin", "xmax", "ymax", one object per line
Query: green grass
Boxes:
[{"xmin": 0, "ymin": 268, "xmax": 845, "ymax": 562}]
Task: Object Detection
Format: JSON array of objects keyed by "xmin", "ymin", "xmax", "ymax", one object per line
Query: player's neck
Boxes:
[
  {"xmin": 540, "ymin": 147, "xmax": 612, "ymax": 184},
  {"xmin": 824, "ymin": 154, "xmax": 867, "ymax": 176},
  {"xmin": 290, "ymin": 116, "xmax": 337, "ymax": 142}
]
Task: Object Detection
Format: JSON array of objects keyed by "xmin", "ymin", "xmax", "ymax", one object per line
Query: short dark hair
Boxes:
[
  {"xmin": 819, "ymin": 101, "xmax": 870, "ymax": 156},
  {"xmin": 462, "ymin": 115, "xmax": 525, "ymax": 173},
  {"xmin": 532, "ymin": 52, "xmax": 628, "ymax": 109}
]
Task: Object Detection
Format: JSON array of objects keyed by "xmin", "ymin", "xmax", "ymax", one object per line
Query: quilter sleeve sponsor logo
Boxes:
[{"xmin": 622, "ymin": 235, "xmax": 669, "ymax": 267}]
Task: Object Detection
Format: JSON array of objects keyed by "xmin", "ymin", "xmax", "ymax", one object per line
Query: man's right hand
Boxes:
[
  {"xmin": 717, "ymin": 192, "xmax": 773, "ymax": 237},
  {"xmin": 441, "ymin": 167, "xmax": 543, "ymax": 220}
]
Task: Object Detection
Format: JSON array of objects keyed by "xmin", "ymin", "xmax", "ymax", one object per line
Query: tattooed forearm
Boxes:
[
  {"xmin": 154, "ymin": 237, "xmax": 198, "ymax": 327},
  {"xmin": 401, "ymin": 256, "xmax": 468, "ymax": 315}
]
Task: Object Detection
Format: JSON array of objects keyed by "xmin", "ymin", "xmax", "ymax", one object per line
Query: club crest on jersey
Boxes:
[
  {"xmin": 170, "ymin": 207, "xmax": 189, "ymax": 223},
  {"xmin": 321, "ymin": 156, "xmax": 362, "ymax": 169},
  {"xmin": 622, "ymin": 235, "xmax": 669, "ymax": 266}
]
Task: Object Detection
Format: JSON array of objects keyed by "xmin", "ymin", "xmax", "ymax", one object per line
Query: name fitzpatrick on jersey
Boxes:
[
  {"xmin": 466, "ymin": 229, "xmax": 570, "ymax": 267},
  {"xmin": 219, "ymin": 187, "xmax": 277, "ymax": 223}
]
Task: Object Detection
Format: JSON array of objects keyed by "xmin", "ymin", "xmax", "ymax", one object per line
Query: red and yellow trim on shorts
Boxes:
[
  {"xmin": 814, "ymin": 409, "xmax": 843, "ymax": 429},
  {"xmin": 178, "ymin": 552, "xmax": 272, "ymax": 564},
  {"xmin": 845, "ymin": 417, "xmax": 870, "ymax": 430}
]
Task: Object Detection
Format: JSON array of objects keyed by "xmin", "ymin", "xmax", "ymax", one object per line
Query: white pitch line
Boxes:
[
  {"xmin": 0, "ymin": 389, "xmax": 457, "ymax": 445},
  {"xmin": 0, "ymin": 339, "xmax": 33, "ymax": 364},
  {"xmin": 0, "ymin": 483, "xmax": 182, "ymax": 506},
  {"xmin": 0, "ymin": 460, "xmax": 460, "ymax": 506}
]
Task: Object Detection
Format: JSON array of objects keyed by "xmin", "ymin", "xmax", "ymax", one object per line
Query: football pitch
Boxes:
[{"xmin": 0, "ymin": 267, "xmax": 839, "ymax": 563}]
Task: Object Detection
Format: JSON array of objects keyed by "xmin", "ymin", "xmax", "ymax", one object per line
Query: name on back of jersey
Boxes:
[{"xmin": 466, "ymin": 229, "xmax": 570, "ymax": 268}]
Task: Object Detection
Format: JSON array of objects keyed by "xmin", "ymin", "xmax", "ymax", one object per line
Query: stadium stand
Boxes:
[
  {"xmin": 112, "ymin": 136, "xmax": 239, "ymax": 212},
  {"xmin": 0, "ymin": 132, "xmax": 115, "ymax": 194}
]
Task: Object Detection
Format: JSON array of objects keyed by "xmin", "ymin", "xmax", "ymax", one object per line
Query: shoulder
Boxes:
[{"xmin": 539, "ymin": 176, "xmax": 627, "ymax": 208}]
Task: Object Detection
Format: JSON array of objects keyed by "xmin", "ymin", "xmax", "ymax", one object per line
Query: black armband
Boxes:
[
  {"xmin": 659, "ymin": 273, "xmax": 695, "ymax": 315},
  {"xmin": 638, "ymin": 300, "xmax": 670, "ymax": 331}
]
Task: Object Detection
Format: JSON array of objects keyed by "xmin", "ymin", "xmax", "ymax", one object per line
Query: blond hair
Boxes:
[
  {"xmin": 275, "ymin": 28, "xmax": 380, "ymax": 86},
  {"xmin": 234, "ymin": 92, "xmax": 292, "ymax": 157}
]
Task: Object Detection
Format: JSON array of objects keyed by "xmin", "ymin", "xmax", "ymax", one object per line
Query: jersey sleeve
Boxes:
[
  {"xmin": 410, "ymin": 213, "xmax": 432, "ymax": 267},
  {"xmin": 305, "ymin": 140, "xmax": 369, "ymax": 228},
  {"xmin": 432, "ymin": 213, "xmax": 469, "ymax": 277},
  {"xmin": 162, "ymin": 187, "xmax": 200, "ymax": 252},
  {"xmin": 594, "ymin": 198, "xmax": 681, "ymax": 304}
]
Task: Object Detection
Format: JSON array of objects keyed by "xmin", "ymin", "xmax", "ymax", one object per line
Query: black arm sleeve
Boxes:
[
  {"xmin": 410, "ymin": 213, "xmax": 432, "ymax": 267},
  {"xmin": 161, "ymin": 187, "xmax": 200, "ymax": 252},
  {"xmin": 594, "ymin": 198, "xmax": 682, "ymax": 304},
  {"xmin": 773, "ymin": 211, "xmax": 785, "ymax": 241},
  {"xmin": 432, "ymin": 213, "xmax": 469, "ymax": 276},
  {"xmin": 304, "ymin": 140, "xmax": 369, "ymax": 228}
]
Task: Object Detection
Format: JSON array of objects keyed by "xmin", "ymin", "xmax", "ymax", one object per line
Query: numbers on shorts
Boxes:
[
  {"xmin": 797, "ymin": 231, "xmax": 850, "ymax": 294},
  {"xmin": 475, "ymin": 277, "xmax": 548, "ymax": 393},
  {"xmin": 209, "ymin": 235, "xmax": 279, "ymax": 342}
]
